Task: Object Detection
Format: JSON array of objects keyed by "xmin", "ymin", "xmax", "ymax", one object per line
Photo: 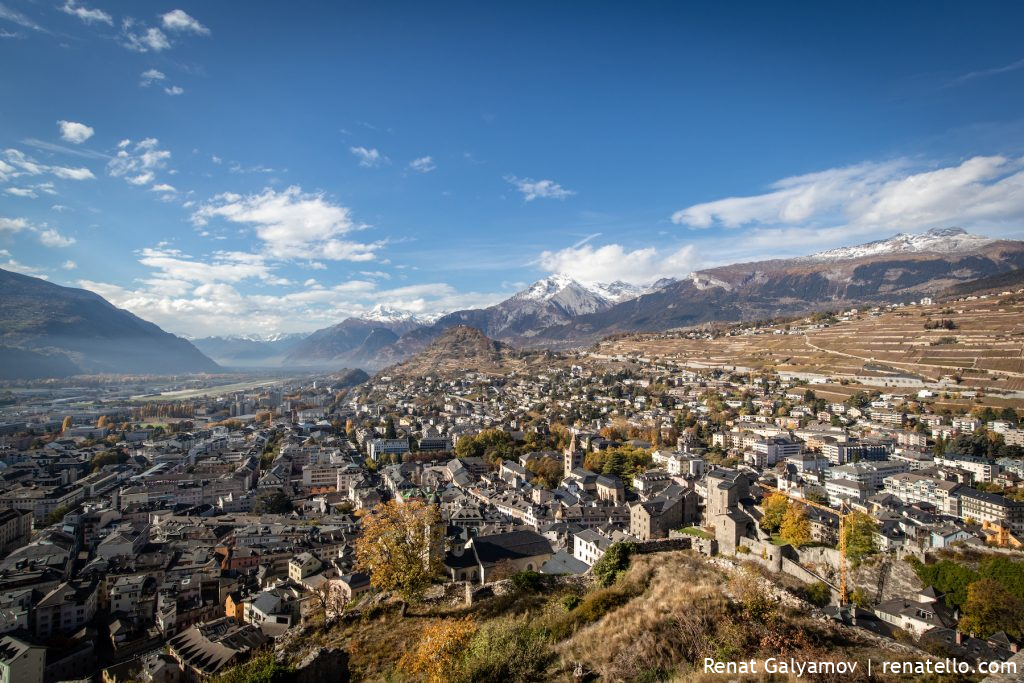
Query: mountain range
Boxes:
[
  {"xmin": 284, "ymin": 228, "xmax": 1024, "ymax": 369},
  {"xmin": 3, "ymin": 228, "xmax": 1022, "ymax": 379},
  {"xmin": 0, "ymin": 268, "xmax": 219, "ymax": 379}
]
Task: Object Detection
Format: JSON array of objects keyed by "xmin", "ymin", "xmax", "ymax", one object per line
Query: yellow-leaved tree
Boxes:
[
  {"xmin": 355, "ymin": 499, "xmax": 442, "ymax": 608},
  {"xmin": 759, "ymin": 492, "xmax": 789, "ymax": 533},
  {"xmin": 400, "ymin": 617, "xmax": 477, "ymax": 683},
  {"xmin": 779, "ymin": 501, "xmax": 812, "ymax": 548}
]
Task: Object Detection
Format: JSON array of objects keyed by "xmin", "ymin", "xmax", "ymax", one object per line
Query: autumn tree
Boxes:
[
  {"xmin": 958, "ymin": 578, "xmax": 1024, "ymax": 640},
  {"xmin": 525, "ymin": 457, "xmax": 562, "ymax": 488},
  {"xmin": 96, "ymin": 415, "xmax": 108, "ymax": 428},
  {"xmin": 779, "ymin": 502, "xmax": 812, "ymax": 548},
  {"xmin": 760, "ymin": 493, "xmax": 789, "ymax": 533},
  {"xmin": 308, "ymin": 580, "xmax": 347, "ymax": 628},
  {"xmin": 60, "ymin": 416, "xmax": 72, "ymax": 434},
  {"xmin": 841, "ymin": 511, "xmax": 877, "ymax": 565},
  {"xmin": 400, "ymin": 617, "xmax": 477, "ymax": 683},
  {"xmin": 355, "ymin": 500, "xmax": 442, "ymax": 607}
]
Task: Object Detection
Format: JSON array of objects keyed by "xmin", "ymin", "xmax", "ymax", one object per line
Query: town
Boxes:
[{"xmin": 0, "ymin": 296, "xmax": 1022, "ymax": 682}]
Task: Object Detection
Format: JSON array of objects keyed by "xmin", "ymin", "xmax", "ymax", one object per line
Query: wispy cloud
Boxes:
[
  {"xmin": 140, "ymin": 69, "xmax": 166, "ymax": 86},
  {"xmin": 350, "ymin": 146, "xmax": 387, "ymax": 168},
  {"xmin": 948, "ymin": 57, "xmax": 1024, "ymax": 87},
  {"xmin": 0, "ymin": 3, "xmax": 47, "ymax": 33},
  {"xmin": 1, "ymin": 148, "xmax": 95, "ymax": 182},
  {"xmin": 505, "ymin": 175, "xmax": 575, "ymax": 201},
  {"xmin": 21, "ymin": 138, "xmax": 110, "ymax": 160},
  {"xmin": 60, "ymin": 0, "xmax": 112, "ymax": 26},
  {"xmin": 408, "ymin": 156, "xmax": 436, "ymax": 173},
  {"xmin": 164, "ymin": 85, "xmax": 184, "ymax": 96}
]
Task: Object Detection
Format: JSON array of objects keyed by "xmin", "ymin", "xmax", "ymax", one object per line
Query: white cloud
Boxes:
[
  {"xmin": 164, "ymin": 85, "xmax": 184, "ymax": 96},
  {"xmin": 150, "ymin": 183, "xmax": 176, "ymax": 193},
  {"xmin": 58, "ymin": 119, "xmax": 94, "ymax": 144},
  {"xmin": 3, "ymin": 182, "xmax": 54, "ymax": 198},
  {"xmin": 122, "ymin": 19, "xmax": 170, "ymax": 52},
  {"xmin": 74, "ymin": 247, "xmax": 509, "ymax": 337},
  {"xmin": 538, "ymin": 242, "xmax": 697, "ymax": 285},
  {"xmin": 160, "ymin": 9, "xmax": 209, "ymax": 35},
  {"xmin": 107, "ymin": 138, "xmax": 170, "ymax": 186},
  {"xmin": 61, "ymin": 260, "xmax": 77, "ymax": 270},
  {"xmin": 1, "ymin": 149, "xmax": 94, "ymax": 182},
  {"xmin": 0, "ymin": 216, "xmax": 30, "ymax": 234},
  {"xmin": 505, "ymin": 175, "xmax": 575, "ymax": 201},
  {"xmin": 192, "ymin": 185, "xmax": 382, "ymax": 261},
  {"xmin": 0, "ymin": 3, "xmax": 47, "ymax": 32},
  {"xmin": 140, "ymin": 69, "xmax": 166, "ymax": 86},
  {"xmin": 60, "ymin": 0, "xmax": 111, "ymax": 25},
  {"xmin": 50, "ymin": 166, "xmax": 95, "ymax": 180},
  {"xmin": 671, "ymin": 156, "xmax": 1024, "ymax": 238},
  {"xmin": 350, "ymin": 146, "xmax": 387, "ymax": 168},
  {"xmin": 1, "ymin": 259, "xmax": 47, "ymax": 278},
  {"xmin": 37, "ymin": 228, "xmax": 75, "ymax": 248},
  {"xmin": 408, "ymin": 156, "xmax": 435, "ymax": 173}
]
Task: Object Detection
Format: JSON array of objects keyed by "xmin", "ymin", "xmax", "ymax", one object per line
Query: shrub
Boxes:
[
  {"xmin": 458, "ymin": 617, "xmax": 555, "ymax": 683},
  {"xmin": 210, "ymin": 652, "xmax": 293, "ymax": 683},
  {"xmin": 592, "ymin": 541, "xmax": 637, "ymax": 587},
  {"xmin": 561, "ymin": 594, "xmax": 582, "ymax": 612},
  {"xmin": 510, "ymin": 570, "xmax": 543, "ymax": 593},
  {"xmin": 574, "ymin": 587, "xmax": 632, "ymax": 623},
  {"xmin": 803, "ymin": 581, "xmax": 832, "ymax": 607}
]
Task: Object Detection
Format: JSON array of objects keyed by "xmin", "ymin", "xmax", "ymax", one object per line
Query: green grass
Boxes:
[{"xmin": 678, "ymin": 526, "xmax": 714, "ymax": 540}]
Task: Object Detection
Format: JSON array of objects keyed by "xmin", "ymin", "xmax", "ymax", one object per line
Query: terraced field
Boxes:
[{"xmin": 596, "ymin": 292, "xmax": 1024, "ymax": 404}]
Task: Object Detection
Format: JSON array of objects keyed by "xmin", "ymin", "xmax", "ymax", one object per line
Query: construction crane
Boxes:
[{"xmin": 759, "ymin": 484, "xmax": 869, "ymax": 606}]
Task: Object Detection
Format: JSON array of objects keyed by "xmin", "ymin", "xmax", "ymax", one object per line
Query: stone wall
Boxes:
[
  {"xmin": 633, "ymin": 537, "xmax": 693, "ymax": 555},
  {"xmin": 291, "ymin": 647, "xmax": 349, "ymax": 683}
]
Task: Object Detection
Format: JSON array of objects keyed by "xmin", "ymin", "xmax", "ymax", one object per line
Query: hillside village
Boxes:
[{"xmin": 0, "ymin": 294, "xmax": 1022, "ymax": 681}]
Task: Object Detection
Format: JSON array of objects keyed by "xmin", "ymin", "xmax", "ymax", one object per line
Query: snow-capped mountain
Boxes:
[
  {"xmin": 801, "ymin": 228, "xmax": 995, "ymax": 263},
  {"xmin": 361, "ymin": 304, "xmax": 439, "ymax": 326},
  {"xmin": 513, "ymin": 275, "xmax": 663, "ymax": 310},
  {"xmin": 511, "ymin": 275, "xmax": 612, "ymax": 316},
  {"xmin": 588, "ymin": 280, "xmax": 647, "ymax": 303}
]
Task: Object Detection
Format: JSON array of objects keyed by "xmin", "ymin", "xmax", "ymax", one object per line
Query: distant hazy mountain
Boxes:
[
  {"xmin": 283, "ymin": 318, "xmax": 404, "ymax": 369},
  {"xmin": 192, "ymin": 333, "xmax": 307, "ymax": 368},
  {"xmin": 0, "ymin": 268, "xmax": 219, "ymax": 377}
]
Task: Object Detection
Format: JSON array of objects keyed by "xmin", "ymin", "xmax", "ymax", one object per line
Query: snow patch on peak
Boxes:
[
  {"xmin": 362, "ymin": 304, "xmax": 438, "ymax": 325},
  {"xmin": 686, "ymin": 273, "xmax": 732, "ymax": 291},
  {"xmin": 801, "ymin": 228, "xmax": 994, "ymax": 263},
  {"xmin": 514, "ymin": 274, "xmax": 583, "ymax": 302}
]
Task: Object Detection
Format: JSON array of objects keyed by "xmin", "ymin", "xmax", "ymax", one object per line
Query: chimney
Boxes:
[{"xmin": 955, "ymin": 631, "xmax": 963, "ymax": 646}]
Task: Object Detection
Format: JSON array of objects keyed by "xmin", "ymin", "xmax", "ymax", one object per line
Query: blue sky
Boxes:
[{"xmin": 2, "ymin": 1, "xmax": 1024, "ymax": 337}]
